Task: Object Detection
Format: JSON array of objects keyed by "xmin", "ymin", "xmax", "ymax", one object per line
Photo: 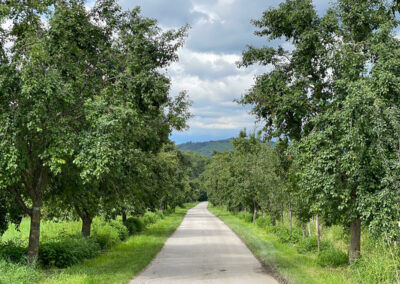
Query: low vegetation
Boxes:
[
  {"xmin": 210, "ymin": 206, "xmax": 400, "ymax": 284},
  {"xmin": 0, "ymin": 203, "xmax": 196, "ymax": 284}
]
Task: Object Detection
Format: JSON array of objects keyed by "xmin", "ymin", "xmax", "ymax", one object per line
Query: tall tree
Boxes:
[
  {"xmin": 239, "ymin": 0, "xmax": 399, "ymax": 263},
  {"xmin": 0, "ymin": 0, "xmax": 189, "ymax": 262}
]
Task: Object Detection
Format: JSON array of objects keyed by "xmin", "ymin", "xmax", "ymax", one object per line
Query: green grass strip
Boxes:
[
  {"xmin": 40, "ymin": 203, "xmax": 197, "ymax": 284},
  {"xmin": 209, "ymin": 206, "xmax": 351, "ymax": 284}
]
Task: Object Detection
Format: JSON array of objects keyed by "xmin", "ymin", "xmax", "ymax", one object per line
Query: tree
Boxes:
[
  {"xmin": 0, "ymin": 0, "xmax": 190, "ymax": 262},
  {"xmin": 239, "ymin": 0, "xmax": 400, "ymax": 263},
  {"xmin": 203, "ymin": 131, "xmax": 280, "ymax": 222}
]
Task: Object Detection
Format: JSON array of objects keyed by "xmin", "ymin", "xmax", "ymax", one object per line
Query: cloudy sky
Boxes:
[{"xmin": 88, "ymin": 0, "xmax": 330, "ymax": 144}]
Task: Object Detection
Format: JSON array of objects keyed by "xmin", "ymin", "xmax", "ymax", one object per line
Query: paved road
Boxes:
[{"xmin": 131, "ymin": 202, "xmax": 279, "ymax": 284}]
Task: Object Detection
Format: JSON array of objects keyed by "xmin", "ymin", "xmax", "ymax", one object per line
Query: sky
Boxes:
[{"xmin": 87, "ymin": 0, "xmax": 330, "ymax": 144}]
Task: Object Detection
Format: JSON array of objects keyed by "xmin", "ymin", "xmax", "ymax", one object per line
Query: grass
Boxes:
[
  {"xmin": 39, "ymin": 203, "xmax": 197, "ymax": 284},
  {"xmin": 1, "ymin": 218, "xmax": 82, "ymax": 245},
  {"xmin": 0, "ymin": 260, "xmax": 39, "ymax": 284},
  {"xmin": 208, "ymin": 206, "xmax": 351, "ymax": 284}
]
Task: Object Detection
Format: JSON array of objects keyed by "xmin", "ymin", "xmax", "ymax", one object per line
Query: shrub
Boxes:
[
  {"xmin": 165, "ymin": 207, "xmax": 175, "ymax": 215},
  {"xmin": 39, "ymin": 236, "xmax": 99, "ymax": 268},
  {"xmin": 297, "ymin": 236, "xmax": 333, "ymax": 253},
  {"xmin": 142, "ymin": 211, "xmax": 162, "ymax": 226},
  {"xmin": 92, "ymin": 223, "xmax": 120, "ymax": 249},
  {"xmin": 255, "ymin": 216, "xmax": 271, "ymax": 228},
  {"xmin": 0, "ymin": 241, "xmax": 27, "ymax": 263},
  {"xmin": 271, "ymin": 225, "xmax": 301, "ymax": 244},
  {"xmin": 0, "ymin": 260, "xmax": 38, "ymax": 284},
  {"xmin": 155, "ymin": 210, "xmax": 164, "ymax": 220},
  {"xmin": 317, "ymin": 246, "xmax": 348, "ymax": 267},
  {"xmin": 108, "ymin": 220, "xmax": 129, "ymax": 241},
  {"xmin": 124, "ymin": 217, "xmax": 144, "ymax": 235},
  {"xmin": 237, "ymin": 211, "xmax": 252, "ymax": 222}
]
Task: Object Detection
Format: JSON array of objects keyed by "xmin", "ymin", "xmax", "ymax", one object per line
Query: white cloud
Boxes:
[
  {"xmin": 115, "ymin": 0, "xmax": 331, "ymax": 143},
  {"xmin": 167, "ymin": 48, "xmax": 266, "ymax": 136}
]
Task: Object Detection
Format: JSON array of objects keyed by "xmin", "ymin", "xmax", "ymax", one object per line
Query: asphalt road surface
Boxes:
[{"xmin": 131, "ymin": 202, "xmax": 279, "ymax": 284}]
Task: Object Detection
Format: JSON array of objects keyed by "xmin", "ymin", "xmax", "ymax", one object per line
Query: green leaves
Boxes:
[
  {"xmin": 0, "ymin": 1, "xmax": 193, "ymax": 258},
  {"xmin": 238, "ymin": 0, "xmax": 400, "ymax": 257}
]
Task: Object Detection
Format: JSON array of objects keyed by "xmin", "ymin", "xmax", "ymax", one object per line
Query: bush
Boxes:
[
  {"xmin": 297, "ymin": 236, "xmax": 333, "ymax": 253},
  {"xmin": 124, "ymin": 217, "xmax": 144, "ymax": 235},
  {"xmin": 92, "ymin": 223, "xmax": 120, "ymax": 249},
  {"xmin": 155, "ymin": 210, "xmax": 164, "ymax": 220},
  {"xmin": 0, "ymin": 241, "xmax": 27, "ymax": 263},
  {"xmin": 0, "ymin": 260, "xmax": 38, "ymax": 284},
  {"xmin": 39, "ymin": 236, "xmax": 99, "ymax": 268},
  {"xmin": 165, "ymin": 207, "xmax": 175, "ymax": 215},
  {"xmin": 317, "ymin": 246, "xmax": 348, "ymax": 267},
  {"xmin": 237, "ymin": 211, "xmax": 252, "ymax": 222},
  {"xmin": 271, "ymin": 225, "xmax": 301, "ymax": 244},
  {"xmin": 255, "ymin": 216, "xmax": 271, "ymax": 228},
  {"xmin": 142, "ymin": 211, "xmax": 162, "ymax": 226},
  {"xmin": 108, "ymin": 220, "xmax": 129, "ymax": 241}
]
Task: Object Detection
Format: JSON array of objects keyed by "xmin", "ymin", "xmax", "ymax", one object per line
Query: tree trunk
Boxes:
[
  {"xmin": 288, "ymin": 205, "xmax": 292, "ymax": 233},
  {"xmin": 302, "ymin": 224, "xmax": 306, "ymax": 239},
  {"xmin": 349, "ymin": 217, "xmax": 361, "ymax": 264},
  {"xmin": 82, "ymin": 216, "xmax": 92, "ymax": 237},
  {"xmin": 75, "ymin": 206, "xmax": 93, "ymax": 237},
  {"xmin": 271, "ymin": 217, "xmax": 276, "ymax": 226},
  {"xmin": 281, "ymin": 212, "xmax": 284, "ymax": 225},
  {"xmin": 28, "ymin": 206, "xmax": 41, "ymax": 264},
  {"xmin": 26, "ymin": 166, "xmax": 48, "ymax": 265},
  {"xmin": 262, "ymin": 210, "xmax": 265, "ymax": 218},
  {"xmin": 122, "ymin": 212, "xmax": 127, "ymax": 223},
  {"xmin": 307, "ymin": 221, "xmax": 311, "ymax": 237},
  {"xmin": 253, "ymin": 200, "xmax": 257, "ymax": 222},
  {"xmin": 316, "ymin": 215, "xmax": 321, "ymax": 253}
]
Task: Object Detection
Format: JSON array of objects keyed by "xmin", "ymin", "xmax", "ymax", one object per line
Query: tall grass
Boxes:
[
  {"xmin": 0, "ymin": 203, "xmax": 197, "ymax": 284},
  {"xmin": 209, "ymin": 205, "xmax": 400, "ymax": 284},
  {"xmin": 40, "ymin": 203, "xmax": 197, "ymax": 284},
  {"xmin": 0, "ymin": 260, "xmax": 38, "ymax": 284}
]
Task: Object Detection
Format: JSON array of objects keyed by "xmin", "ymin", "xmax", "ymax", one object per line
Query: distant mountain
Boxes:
[{"xmin": 178, "ymin": 138, "xmax": 233, "ymax": 157}]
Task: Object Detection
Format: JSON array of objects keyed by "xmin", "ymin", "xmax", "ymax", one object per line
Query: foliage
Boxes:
[
  {"xmin": 203, "ymin": 131, "xmax": 280, "ymax": 221},
  {"xmin": 0, "ymin": 260, "xmax": 38, "ymax": 284},
  {"xmin": 237, "ymin": 0, "xmax": 400, "ymax": 264},
  {"xmin": 92, "ymin": 222, "xmax": 121, "ymax": 250},
  {"xmin": 0, "ymin": 0, "xmax": 193, "ymax": 262},
  {"xmin": 270, "ymin": 225, "xmax": 301, "ymax": 244},
  {"xmin": 39, "ymin": 237, "xmax": 100, "ymax": 268},
  {"xmin": 210, "ymin": 206, "xmax": 349, "ymax": 284},
  {"xmin": 236, "ymin": 212, "xmax": 253, "ymax": 223},
  {"xmin": 123, "ymin": 217, "xmax": 144, "ymax": 235},
  {"xmin": 317, "ymin": 247, "xmax": 348, "ymax": 267},
  {"xmin": 142, "ymin": 211, "xmax": 163, "ymax": 226},
  {"xmin": 0, "ymin": 241, "xmax": 27, "ymax": 263},
  {"xmin": 108, "ymin": 220, "xmax": 129, "ymax": 241},
  {"xmin": 297, "ymin": 237, "xmax": 332, "ymax": 254},
  {"xmin": 255, "ymin": 216, "xmax": 271, "ymax": 228},
  {"xmin": 39, "ymin": 203, "xmax": 196, "ymax": 284}
]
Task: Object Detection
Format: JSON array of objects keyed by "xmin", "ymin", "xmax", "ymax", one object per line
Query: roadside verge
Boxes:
[
  {"xmin": 41, "ymin": 203, "xmax": 198, "ymax": 284},
  {"xmin": 208, "ymin": 206, "xmax": 350, "ymax": 284}
]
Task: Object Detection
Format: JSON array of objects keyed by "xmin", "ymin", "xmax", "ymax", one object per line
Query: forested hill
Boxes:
[{"xmin": 178, "ymin": 139, "xmax": 233, "ymax": 157}]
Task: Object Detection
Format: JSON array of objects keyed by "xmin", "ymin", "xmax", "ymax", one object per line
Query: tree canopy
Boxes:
[{"xmin": 0, "ymin": 0, "xmax": 193, "ymax": 262}]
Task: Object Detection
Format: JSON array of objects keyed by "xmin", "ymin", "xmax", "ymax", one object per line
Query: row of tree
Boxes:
[
  {"xmin": 204, "ymin": 0, "xmax": 400, "ymax": 265},
  {"xmin": 0, "ymin": 0, "xmax": 197, "ymax": 263}
]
